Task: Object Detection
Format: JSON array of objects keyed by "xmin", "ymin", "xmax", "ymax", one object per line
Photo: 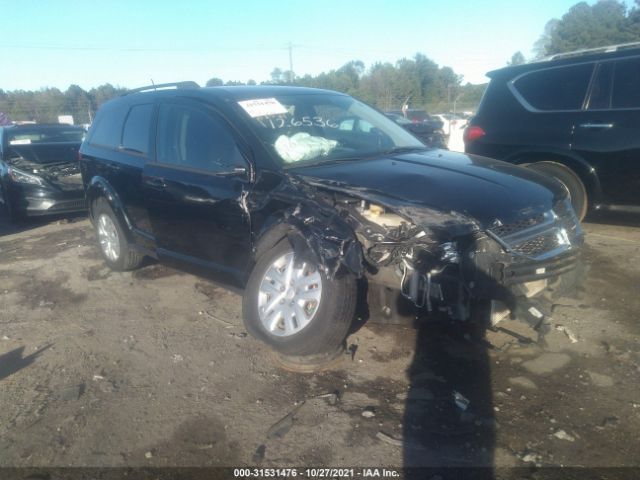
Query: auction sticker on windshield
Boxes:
[{"xmin": 238, "ymin": 98, "xmax": 288, "ymax": 118}]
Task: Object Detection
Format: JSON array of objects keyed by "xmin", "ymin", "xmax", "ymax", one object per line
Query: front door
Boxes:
[
  {"xmin": 143, "ymin": 100, "xmax": 252, "ymax": 275},
  {"xmin": 572, "ymin": 59, "xmax": 640, "ymax": 207}
]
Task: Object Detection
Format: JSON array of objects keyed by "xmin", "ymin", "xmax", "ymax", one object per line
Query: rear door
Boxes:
[
  {"xmin": 143, "ymin": 100, "xmax": 252, "ymax": 275},
  {"xmin": 572, "ymin": 58, "xmax": 640, "ymax": 206},
  {"xmin": 509, "ymin": 63, "xmax": 594, "ymax": 156},
  {"xmin": 82, "ymin": 101, "xmax": 156, "ymax": 236}
]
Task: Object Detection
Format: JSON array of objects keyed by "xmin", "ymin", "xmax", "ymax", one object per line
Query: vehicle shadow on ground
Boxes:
[
  {"xmin": 398, "ymin": 234, "xmax": 549, "ymax": 478},
  {"xmin": 403, "ymin": 319, "xmax": 496, "ymax": 479},
  {"xmin": 0, "ymin": 211, "xmax": 87, "ymax": 238},
  {"xmin": 0, "ymin": 344, "xmax": 52, "ymax": 381}
]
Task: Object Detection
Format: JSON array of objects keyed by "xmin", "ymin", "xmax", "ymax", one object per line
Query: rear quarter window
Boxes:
[
  {"xmin": 89, "ymin": 102, "xmax": 129, "ymax": 149},
  {"xmin": 512, "ymin": 63, "xmax": 594, "ymax": 111},
  {"xmin": 612, "ymin": 58, "xmax": 640, "ymax": 109},
  {"xmin": 121, "ymin": 103, "xmax": 154, "ymax": 155}
]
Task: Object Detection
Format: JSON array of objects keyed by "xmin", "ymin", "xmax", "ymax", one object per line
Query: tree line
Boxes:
[
  {"xmin": 217, "ymin": 53, "xmax": 483, "ymax": 113},
  {"xmin": 509, "ymin": 0, "xmax": 640, "ymax": 66},
  {"xmin": 0, "ymin": 84, "xmax": 127, "ymax": 125},
  {"xmin": 2, "ymin": 0, "xmax": 639, "ymax": 123}
]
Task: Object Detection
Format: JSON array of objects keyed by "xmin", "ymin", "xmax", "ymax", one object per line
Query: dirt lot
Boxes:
[{"xmin": 0, "ymin": 211, "xmax": 639, "ymax": 475}]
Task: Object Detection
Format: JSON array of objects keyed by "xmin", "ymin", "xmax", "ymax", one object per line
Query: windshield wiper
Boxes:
[
  {"xmin": 382, "ymin": 146, "xmax": 429, "ymax": 155},
  {"xmin": 283, "ymin": 147, "xmax": 429, "ymax": 169}
]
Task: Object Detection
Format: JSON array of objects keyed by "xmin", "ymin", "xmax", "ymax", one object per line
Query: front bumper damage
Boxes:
[
  {"xmin": 357, "ymin": 197, "xmax": 583, "ymax": 336},
  {"xmin": 277, "ymin": 178, "xmax": 584, "ymax": 338}
]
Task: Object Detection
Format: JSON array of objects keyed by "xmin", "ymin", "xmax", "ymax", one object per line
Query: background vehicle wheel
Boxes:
[
  {"xmin": 2, "ymin": 190, "xmax": 24, "ymax": 224},
  {"xmin": 242, "ymin": 240, "xmax": 356, "ymax": 356},
  {"xmin": 526, "ymin": 161, "xmax": 588, "ymax": 221},
  {"xmin": 92, "ymin": 198, "xmax": 144, "ymax": 271}
]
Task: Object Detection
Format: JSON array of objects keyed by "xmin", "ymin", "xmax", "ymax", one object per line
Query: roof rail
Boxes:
[
  {"xmin": 123, "ymin": 81, "xmax": 200, "ymax": 96},
  {"xmin": 539, "ymin": 42, "xmax": 640, "ymax": 62}
]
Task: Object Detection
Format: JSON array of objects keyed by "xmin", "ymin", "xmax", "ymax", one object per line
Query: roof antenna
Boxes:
[{"xmin": 150, "ymin": 79, "xmax": 156, "ymax": 91}]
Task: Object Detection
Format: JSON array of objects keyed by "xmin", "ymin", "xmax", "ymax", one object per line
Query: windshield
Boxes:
[
  {"xmin": 238, "ymin": 93, "xmax": 425, "ymax": 165},
  {"xmin": 6, "ymin": 127, "xmax": 85, "ymax": 145}
]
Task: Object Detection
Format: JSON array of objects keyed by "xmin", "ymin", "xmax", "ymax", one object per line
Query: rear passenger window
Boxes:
[
  {"xmin": 156, "ymin": 103, "xmax": 246, "ymax": 171},
  {"xmin": 612, "ymin": 58, "xmax": 640, "ymax": 109},
  {"xmin": 513, "ymin": 63, "xmax": 594, "ymax": 111},
  {"xmin": 89, "ymin": 102, "xmax": 128, "ymax": 148},
  {"xmin": 122, "ymin": 104, "xmax": 154, "ymax": 155}
]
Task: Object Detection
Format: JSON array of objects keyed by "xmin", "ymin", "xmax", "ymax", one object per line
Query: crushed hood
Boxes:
[{"xmin": 288, "ymin": 150, "xmax": 567, "ymax": 230}]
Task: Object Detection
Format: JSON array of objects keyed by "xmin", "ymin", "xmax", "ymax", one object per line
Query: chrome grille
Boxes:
[
  {"xmin": 490, "ymin": 213, "xmax": 545, "ymax": 237},
  {"xmin": 488, "ymin": 199, "xmax": 582, "ymax": 260},
  {"xmin": 511, "ymin": 230, "xmax": 563, "ymax": 257}
]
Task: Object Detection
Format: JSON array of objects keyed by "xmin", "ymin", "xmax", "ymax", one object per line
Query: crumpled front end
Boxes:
[
  {"xmin": 265, "ymin": 169, "xmax": 583, "ymax": 337},
  {"xmin": 341, "ymin": 194, "xmax": 584, "ymax": 335}
]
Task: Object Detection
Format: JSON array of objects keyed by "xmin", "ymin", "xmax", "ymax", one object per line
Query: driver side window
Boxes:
[{"xmin": 156, "ymin": 103, "xmax": 246, "ymax": 171}]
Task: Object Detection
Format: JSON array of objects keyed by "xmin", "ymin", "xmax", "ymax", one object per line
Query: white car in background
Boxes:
[{"xmin": 434, "ymin": 114, "xmax": 469, "ymax": 152}]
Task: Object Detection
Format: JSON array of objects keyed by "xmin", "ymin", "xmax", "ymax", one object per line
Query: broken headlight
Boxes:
[{"xmin": 8, "ymin": 167, "xmax": 45, "ymax": 186}]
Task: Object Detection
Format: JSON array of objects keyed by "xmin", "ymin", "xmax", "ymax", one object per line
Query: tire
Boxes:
[
  {"xmin": 2, "ymin": 189, "xmax": 24, "ymax": 224},
  {"xmin": 92, "ymin": 197, "xmax": 144, "ymax": 271},
  {"xmin": 526, "ymin": 161, "xmax": 588, "ymax": 221},
  {"xmin": 242, "ymin": 240, "xmax": 356, "ymax": 356}
]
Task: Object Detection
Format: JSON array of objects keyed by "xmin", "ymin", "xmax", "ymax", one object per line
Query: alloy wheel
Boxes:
[{"xmin": 257, "ymin": 252, "xmax": 323, "ymax": 337}]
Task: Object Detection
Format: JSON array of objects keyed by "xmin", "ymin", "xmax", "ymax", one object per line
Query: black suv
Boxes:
[
  {"xmin": 465, "ymin": 43, "xmax": 640, "ymax": 221},
  {"xmin": 80, "ymin": 83, "xmax": 583, "ymax": 359}
]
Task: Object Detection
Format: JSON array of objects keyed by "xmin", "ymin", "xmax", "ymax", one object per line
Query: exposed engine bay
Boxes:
[
  {"xmin": 8, "ymin": 156, "xmax": 83, "ymax": 191},
  {"xmin": 279, "ymin": 180, "xmax": 584, "ymax": 338}
]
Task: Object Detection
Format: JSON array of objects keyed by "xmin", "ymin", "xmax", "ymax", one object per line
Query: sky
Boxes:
[{"xmin": 0, "ymin": 0, "xmax": 601, "ymax": 91}]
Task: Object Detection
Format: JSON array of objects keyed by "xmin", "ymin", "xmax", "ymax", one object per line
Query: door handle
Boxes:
[
  {"xmin": 579, "ymin": 123, "xmax": 614, "ymax": 129},
  {"xmin": 145, "ymin": 177, "xmax": 167, "ymax": 189}
]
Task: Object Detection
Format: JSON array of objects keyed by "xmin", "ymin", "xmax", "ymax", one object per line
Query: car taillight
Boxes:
[{"xmin": 463, "ymin": 126, "xmax": 485, "ymax": 143}]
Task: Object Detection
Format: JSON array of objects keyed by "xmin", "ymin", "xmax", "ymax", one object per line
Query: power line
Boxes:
[{"xmin": 0, "ymin": 43, "xmax": 289, "ymax": 53}]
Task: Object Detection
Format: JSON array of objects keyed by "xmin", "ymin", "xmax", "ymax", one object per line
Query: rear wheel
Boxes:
[
  {"xmin": 242, "ymin": 240, "xmax": 356, "ymax": 356},
  {"xmin": 526, "ymin": 161, "xmax": 588, "ymax": 221},
  {"xmin": 92, "ymin": 198, "xmax": 144, "ymax": 271}
]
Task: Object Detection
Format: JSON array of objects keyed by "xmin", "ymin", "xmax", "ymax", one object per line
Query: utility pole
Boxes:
[{"xmin": 288, "ymin": 41, "xmax": 294, "ymax": 83}]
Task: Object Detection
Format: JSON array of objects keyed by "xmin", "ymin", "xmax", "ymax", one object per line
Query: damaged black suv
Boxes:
[{"xmin": 80, "ymin": 83, "xmax": 584, "ymax": 358}]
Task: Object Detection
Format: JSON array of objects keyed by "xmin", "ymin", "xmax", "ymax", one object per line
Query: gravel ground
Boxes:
[{"xmin": 0, "ymin": 211, "xmax": 639, "ymax": 476}]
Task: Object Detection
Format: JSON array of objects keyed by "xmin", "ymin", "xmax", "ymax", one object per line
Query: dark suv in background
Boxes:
[{"xmin": 465, "ymin": 43, "xmax": 640, "ymax": 220}]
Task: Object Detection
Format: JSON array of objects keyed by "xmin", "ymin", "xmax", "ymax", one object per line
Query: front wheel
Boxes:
[{"xmin": 242, "ymin": 240, "xmax": 356, "ymax": 356}]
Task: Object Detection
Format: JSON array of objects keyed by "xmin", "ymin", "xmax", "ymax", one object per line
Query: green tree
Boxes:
[
  {"xmin": 507, "ymin": 51, "xmax": 526, "ymax": 66},
  {"xmin": 269, "ymin": 68, "xmax": 285, "ymax": 84},
  {"xmin": 533, "ymin": 19, "xmax": 560, "ymax": 58},
  {"xmin": 88, "ymin": 84, "xmax": 127, "ymax": 111},
  {"xmin": 65, "ymin": 85, "xmax": 92, "ymax": 123},
  {"xmin": 205, "ymin": 77, "xmax": 224, "ymax": 87},
  {"xmin": 535, "ymin": 0, "xmax": 640, "ymax": 57}
]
